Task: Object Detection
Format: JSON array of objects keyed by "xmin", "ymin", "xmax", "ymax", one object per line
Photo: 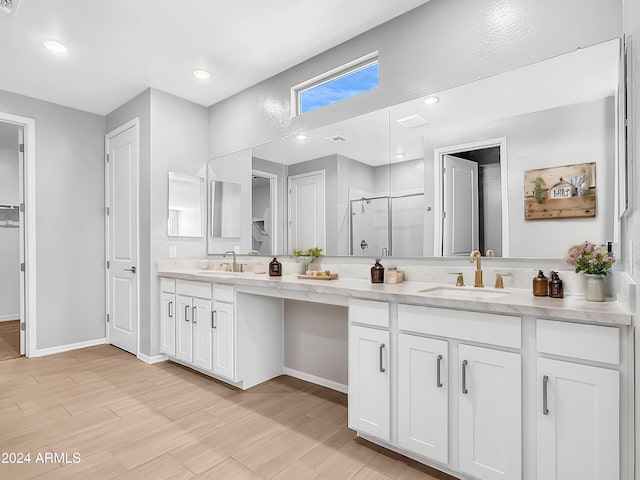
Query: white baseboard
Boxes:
[
  {"xmin": 31, "ymin": 338, "xmax": 107, "ymax": 358},
  {"xmin": 283, "ymin": 367, "xmax": 348, "ymax": 394},
  {"xmin": 138, "ymin": 353, "xmax": 169, "ymax": 364},
  {"xmin": 0, "ymin": 314, "xmax": 20, "ymax": 322}
]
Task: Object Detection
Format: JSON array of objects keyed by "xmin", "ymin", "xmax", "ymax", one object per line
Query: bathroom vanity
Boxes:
[{"xmin": 157, "ymin": 265, "xmax": 631, "ymax": 480}]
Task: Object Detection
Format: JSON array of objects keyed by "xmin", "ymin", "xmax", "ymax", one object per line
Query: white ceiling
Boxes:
[{"xmin": 0, "ymin": 0, "xmax": 431, "ymax": 115}]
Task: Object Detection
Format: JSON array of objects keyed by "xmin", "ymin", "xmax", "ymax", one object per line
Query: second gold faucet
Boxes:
[{"xmin": 469, "ymin": 250, "xmax": 484, "ymax": 288}]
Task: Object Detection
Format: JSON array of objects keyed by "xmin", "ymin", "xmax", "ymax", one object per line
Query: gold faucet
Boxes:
[
  {"xmin": 223, "ymin": 250, "xmax": 239, "ymax": 272},
  {"xmin": 469, "ymin": 250, "xmax": 484, "ymax": 288}
]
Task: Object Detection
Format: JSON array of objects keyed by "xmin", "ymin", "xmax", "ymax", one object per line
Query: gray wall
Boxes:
[
  {"xmin": 0, "ymin": 89, "xmax": 105, "ymax": 350},
  {"xmin": 283, "ymin": 300, "xmax": 348, "ymax": 387},
  {"xmin": 0, "ymin": 147, "xmax": 20, "ymax": 320},
  {"xmin": 106, "ymin": 88, "xmax": 208, "ymax": 358},
  {"xmin": 149, "ymin": 89, "xmax": 208, "ymax": 357},
  {"xmin": 207, "ymin": 0, "xmax": 620, "ymax": 158}
]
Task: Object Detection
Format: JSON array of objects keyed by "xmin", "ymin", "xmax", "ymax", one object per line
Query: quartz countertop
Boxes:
[{"xmin": 157, "ymin": 267, "xmax": 631, "ymax": 326}]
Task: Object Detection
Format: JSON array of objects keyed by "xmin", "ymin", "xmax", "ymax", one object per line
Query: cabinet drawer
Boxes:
[
  {"xmin": 349, "ymin": 299, "xmax": 389, "ymax": 328},
  {"xmin": 213, "ymin": 284, "xmax": 234, "ymax": 303},
  {"xmin": 398, "ymin": 305, "xmax": 521, "ymax": 349},
  {"xmin": 160, "ymin": 277, "xmax": 176, "ymax": 293},
  {"xmin": 176, "ymin": 280, "xmax": 212, "ymax": 299},
  {"xmin": 536, "ymin": 319, "xmax": 619, "ymax": 364}
]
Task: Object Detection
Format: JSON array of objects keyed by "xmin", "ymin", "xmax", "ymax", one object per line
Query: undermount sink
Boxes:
[
  {"xmin": 197, "ymin": 270, "xmax": 246, "ymax": 275},
  {"xmin": 418, "ymin": 286, "xmax": 510, "ymax": 300}
]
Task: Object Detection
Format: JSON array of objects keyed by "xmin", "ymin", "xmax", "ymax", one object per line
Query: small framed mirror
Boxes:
[{"xmin": 168, "ymin": 172, "xmax": 204, "ymax": 237}]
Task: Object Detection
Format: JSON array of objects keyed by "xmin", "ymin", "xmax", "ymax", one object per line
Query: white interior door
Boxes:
[
  {"xmin": 106, "ymin": 123, "xmax": 138, "ymax": 355},
  {"xmin": 442, "ymin": 155, "xmax": 478, "ymax": 256},
  {"xmin": 288, "ymin": 170, "xmax": 325, "ymax": 253},
  {"xmin": 17, "ymin": 127, "xmax": 25, "ymax": 355}
]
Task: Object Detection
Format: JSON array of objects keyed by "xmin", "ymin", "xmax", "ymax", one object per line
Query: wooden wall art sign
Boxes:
[{"xmin": 524, "ymin": 162, "xmax": 596, "ymax": 220}]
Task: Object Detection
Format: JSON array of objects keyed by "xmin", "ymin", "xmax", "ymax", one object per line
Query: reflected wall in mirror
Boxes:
[
  {"xmin": 207, "ymin": 149, "xmax": 252, "ymax": 253},
  {"xmin": 284, "ymin": 109, "xmax": 390, "ymax": 256},
  {"xmin": 389, "ymin": 37, "xmax": 619, "ymax": 258},
  {"xmin": 252, "ymin": 139, "xmax": 284, "ymax": 255},
  {"xmin": 167, "ymin": 172, "xmax": 204, "ymax": 237},
  {"xmin": 210, "ymin": 180, "xmax": 241, "ymax": 238}
]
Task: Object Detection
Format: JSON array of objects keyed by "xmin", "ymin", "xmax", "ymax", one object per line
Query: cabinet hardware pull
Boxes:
[
  {"xmin": 184, "ymin": 305, "xmax": 189, "ymax": 322},
  {"xmin": 192, "ymin": 306, "xmax": 197, "ymax": 323},
  {"xmin": 543, "ymin": 375, "xmax": 549, "ymax": 415},
  {"xmin": 379, "ymin": 343, "xmax": 386, "ymax": 373},
  {"xmin": 211, "ymin": 311, "xmax": 217, "ymax": 329},
  {"xmin": 461, "ymin": 360, "xmax": 468, "ymax": 394},
  {"xmin": 168, "ymin": 301, "xmax": 173, "ymax": 318},
  {"xmin": 436, "ymin": 354, "xmax": 443, "ymax": 388}
]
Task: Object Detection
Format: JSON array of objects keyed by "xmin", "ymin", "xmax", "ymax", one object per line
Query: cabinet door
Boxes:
[
  {"xmin": 398, "ymin": 334, "xmax": 448, "ymax": 463},
  {"xmin": 458, "ymin": 344, "xmax": 521, "ymax": 480},
  {"xmin": 537, "ymin": 358, "xmax": 619, "ymax": 480},
  {"xmin": 348, "ymin": 324, "xmax": 390, "ymax": 441},
  {"xmin": 160, "ymin": 292, "xmax": 176, "ymax": 356},
  {"xmin": 192, "ymin": 297, "xmax": 213, "ymax": 371},
  {"xmin": 212, "ymin": 301, "xmax": 235, "ymax": 380},
  {"xmin": 175, "ymin": 294, "xmax": 193, "ymax": 363}
]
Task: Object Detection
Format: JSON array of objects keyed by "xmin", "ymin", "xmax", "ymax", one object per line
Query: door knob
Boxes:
[{"xmin": 124, "ymin": 266, "xmax": 136, "ymax": 273}]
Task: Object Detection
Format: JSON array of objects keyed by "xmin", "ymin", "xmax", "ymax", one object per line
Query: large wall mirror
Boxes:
[{"xmin": 207, "ymin": 38, "xmax": 622, "ymax": 259}]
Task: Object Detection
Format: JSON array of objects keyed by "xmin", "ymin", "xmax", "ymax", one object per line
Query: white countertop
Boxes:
[{"xmin": 157, "ymin": 268, "xmax": 632, "ymax": 326}]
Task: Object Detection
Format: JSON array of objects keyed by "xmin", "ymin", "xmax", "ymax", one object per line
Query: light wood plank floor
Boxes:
[
  {"xmin": 0, "ymin": 345, "xmax": 458, "ymax": 480},
  {"xmin": 0, "ymin": 320, "xmax": 20, "ymax": 361}
]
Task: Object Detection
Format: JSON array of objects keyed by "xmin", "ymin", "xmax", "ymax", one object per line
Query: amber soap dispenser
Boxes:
[
  {"xmin": 533, "ymin": 270, "xmax": 548, "ymax": 296},
  {"xmin": 371, "ymin": 259, "xmax": 385, "ymax": 284},
  {"xmin": 269, "ymin": 257, "xmax": 282, "ymax": 277}
]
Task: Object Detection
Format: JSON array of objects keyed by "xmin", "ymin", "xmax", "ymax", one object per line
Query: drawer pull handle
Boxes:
[
  {"xmin": 436, "ymin": 354, "xmax": 443, "ymax": 388},
  {"xmin": 192, "ymin": 306, "xmax": 197, "ymax": 323},
  {"xmin": 184, "ymin": 305, "xmax": 189, "ymax": 322},
  {"xmin": 168, "ymin": 301, "xmax": 173, "ymax": 318},
  {"xmin": 379, "ymin": 343, "xmax": 386, "ymax": 373},
  {"xmin": 462, "ymin": 360, "xmax": 468, "ymax": 394},
  {"xmin": 543, "ymin": 375, "xmax": 549, "ymax": 415},
  {"xmin": 211, "ymin": 311, "xmax": 217, "ymax": 329}
]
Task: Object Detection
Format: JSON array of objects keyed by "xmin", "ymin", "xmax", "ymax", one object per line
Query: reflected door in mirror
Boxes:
[
  {"xmin": 288, "ymin": 171, "xmax": 325, "ymax": 253},
  {"xmin": 168, "ymin": 172, "xmax": 204, "ymax": 238}
]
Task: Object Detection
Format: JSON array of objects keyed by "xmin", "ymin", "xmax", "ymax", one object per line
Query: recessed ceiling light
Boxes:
[
  {"xmin": 43, "ymin": 40, "xmax": 68, "ymax": 53},
  {"xmin": 394, "ymin": 153, "xmax": 406, "ymax": 159},
  {"xmin": 192, "ymin": 69, "xmax": 211, "ymax": 80},
  {"xmin": 296, "ymin": 133, "xmax": 308, "ymax": 141},
  {"xmin": 423, "ymin": 96, "xmax": 439, "ymax": 105}
]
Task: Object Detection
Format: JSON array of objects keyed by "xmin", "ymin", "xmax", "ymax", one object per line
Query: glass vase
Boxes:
[{"xmin": 584, "ymin": 274, "xmax": 605, "ymax": 302}]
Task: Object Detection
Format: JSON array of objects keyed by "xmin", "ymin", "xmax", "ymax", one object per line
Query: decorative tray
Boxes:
[{"xmin": 297, "ymin": 273, "xmax": 339, "ymax": 280}]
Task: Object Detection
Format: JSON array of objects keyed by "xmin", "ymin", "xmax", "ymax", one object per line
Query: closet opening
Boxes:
[{"xmin": 0, "ymin": 121, "xmax": 23, "ymax": 360}]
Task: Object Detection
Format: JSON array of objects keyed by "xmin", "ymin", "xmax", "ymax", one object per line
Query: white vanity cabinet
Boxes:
[
  {"xmin": 536, "ymin": 320, "xmax": 620, "ymax": 480},
  {"xmin": 348, "ymin": 299, "xmax": 391, "ymax": 442},
  {"xmin": 397, "ymin": 305, "xmax": 522, "ymax": 480},
  {"xmin": 175, "ymin": 280, "xmax": 213, "ymax": 367},
  {"xmin": 211, "ymin": 285, "xmax": 235, "ymax": 379},
  {"xmin": 458, "ymin": 344, "xmax": 521, "ymax": 480},
  {"xmin": 160, "ymin": 278, "xmax": 176, "ymax": 356},
  {"xmin": 398, "ymin": 334, "xmax": 448, "ymax": 463}
]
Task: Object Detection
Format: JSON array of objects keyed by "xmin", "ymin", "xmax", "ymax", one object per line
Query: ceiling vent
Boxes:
[
  {"xmin": 326, "ymin": 135, "xmax": 348, "ymax": 143},
  {"xmin": 396, "ymin": 114, "xmax": 428, "ymax": 128},
  {"xmin": 0, "ymin": 0, "xmax": 21, "ymax": 15}
]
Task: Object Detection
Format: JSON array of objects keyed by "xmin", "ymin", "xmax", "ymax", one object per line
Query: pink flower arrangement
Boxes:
[{"xmin": 565, "ymin": 241, "xmax": 615, "ymax": 276}]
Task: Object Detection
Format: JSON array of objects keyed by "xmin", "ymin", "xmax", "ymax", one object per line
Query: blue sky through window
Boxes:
[{"xmin": 299, "ymin": 62, "xmax": 379, "ymax": 114}]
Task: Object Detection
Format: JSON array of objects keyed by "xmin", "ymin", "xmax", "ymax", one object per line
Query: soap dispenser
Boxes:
[
  {"xmin": 533, "ymin": 270, "xmax": 548, "ymax": 296},
  {"xmin": 548, "ymin": 271, "xmax": 564, "ymax": 298},
  {"xmin": 371, "ymin": 259, "xmax": 385, "ymax": 284},
  {"xmin": 269, "ymin": 257, "xmax": 282, "ymax": 277}
]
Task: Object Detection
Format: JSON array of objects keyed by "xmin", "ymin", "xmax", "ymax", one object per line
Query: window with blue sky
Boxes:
[{"xmin": 297, "ymin": 61, "xmax": 379, "ymax": 115}]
